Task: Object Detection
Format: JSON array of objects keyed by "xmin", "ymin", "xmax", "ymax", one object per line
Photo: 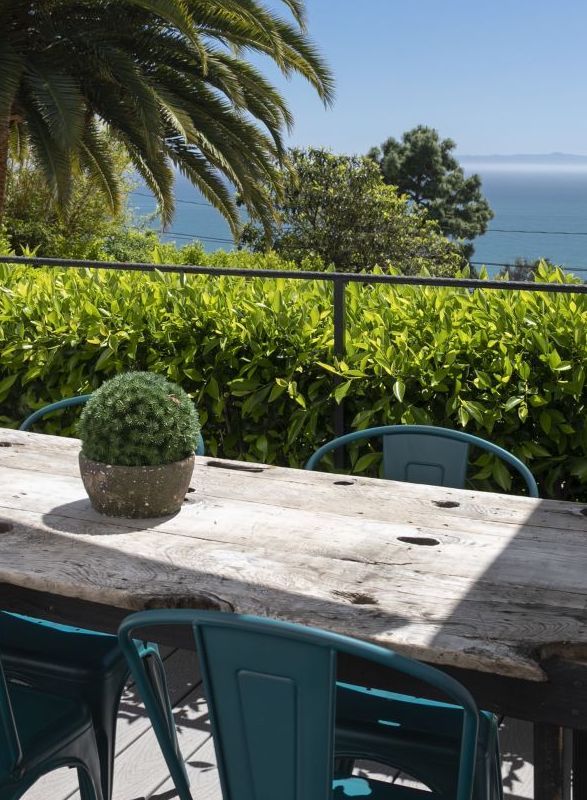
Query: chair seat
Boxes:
[
  {"xmin": 334, "ymin": 776, "xmax": 440, "ymax": 799},
  {"xmin": 335, "ymin": 683, "xmax": 501, "ymax": 799},
  {"xmin": 0, "ymin": 612, "xmax": 124, "ymax": 681},
  {"xmin": 336, "ymin": 682, "xmax": 495, "ymax": 744},
  {"xmin": 7, "ymin": 681, "xmax": 94, "ymax": 772}
]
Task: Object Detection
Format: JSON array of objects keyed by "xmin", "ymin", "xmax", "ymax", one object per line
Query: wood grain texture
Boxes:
[{"xmin": 1, "ymin": 428, "xmax": 586, "ymax": 685}]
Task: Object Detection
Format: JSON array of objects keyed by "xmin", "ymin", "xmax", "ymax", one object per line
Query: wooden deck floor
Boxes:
[{"xmin": 22, "ymin": 648, "xmax": 535, "ymax": 800}]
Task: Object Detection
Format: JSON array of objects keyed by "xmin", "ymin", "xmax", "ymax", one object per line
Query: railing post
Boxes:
[{"xmin": 333, "ymin": 277, "xmax": 347, "ymax": 469}]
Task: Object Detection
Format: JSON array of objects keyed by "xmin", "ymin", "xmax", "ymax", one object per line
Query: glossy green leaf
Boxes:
[{"xmin": 393, "ymin": 379, "xmax": 405, "ymax": 403}]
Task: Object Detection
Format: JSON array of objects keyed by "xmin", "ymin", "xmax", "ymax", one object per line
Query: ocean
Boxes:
[
  {"xmin": 130, "ymin": 163, "xmax": 587, "ymax": 279},
  {"xmin": 465, "ymin": 163, "xmax": 587, "ymax": 279}
]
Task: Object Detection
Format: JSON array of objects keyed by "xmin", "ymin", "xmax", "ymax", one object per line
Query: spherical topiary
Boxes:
[{"xmin": 78, "ymin": 372, "xmax": 200, "ymax": 467}]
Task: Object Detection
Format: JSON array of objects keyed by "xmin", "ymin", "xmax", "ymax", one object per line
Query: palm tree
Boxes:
[{"xmin": 0, "ymin": 0, "xmax": 333, "ymax": 237}]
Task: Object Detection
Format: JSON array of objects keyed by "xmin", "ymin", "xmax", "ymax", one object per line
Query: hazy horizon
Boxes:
[{"xmin": 459, "ymin": 152, "xmax": 587, "ymax": 161}]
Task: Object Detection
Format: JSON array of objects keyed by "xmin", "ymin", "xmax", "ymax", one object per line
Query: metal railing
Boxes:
[{"xmin": 2, "ymin": 254, "xmax": 585, "ymax": 464}]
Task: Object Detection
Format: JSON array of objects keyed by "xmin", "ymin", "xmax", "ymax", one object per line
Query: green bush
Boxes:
[
  {"xmin": 240, "ymin": 147, "xmax": 466, "ymax": 276},
  {"xmin": 0, "ymin": 259, "xmax": 585, "ymax": 500},
  {"xmin": 79, "ymin": 371, "xmax": 200, "ymax": 466}
]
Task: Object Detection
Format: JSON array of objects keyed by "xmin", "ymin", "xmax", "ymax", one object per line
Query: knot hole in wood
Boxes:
[{"xmin": 398, "ymin": 536, "xmax": 440, "ymax": 547}]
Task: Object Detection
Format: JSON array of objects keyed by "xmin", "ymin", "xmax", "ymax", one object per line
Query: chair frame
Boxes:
[
  {"xmin": 0, "ymin": 653, "xmax": 103, "ymax": 800},
  {"xmin": 19, "ymin": 394, "xmax": 205, "ymax": 456},
  {"xmin": 305, "ymin": 425, "xmax": 538, "ymax": 497},
  {"xmin": 119, "ymin": 609, "xmax": 481, "ymax": 800}
]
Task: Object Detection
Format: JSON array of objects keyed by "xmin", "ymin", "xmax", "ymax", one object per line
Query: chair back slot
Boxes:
[{"xmin": 383, "ymin": 432, "xmax": 469, "ymax": 488}]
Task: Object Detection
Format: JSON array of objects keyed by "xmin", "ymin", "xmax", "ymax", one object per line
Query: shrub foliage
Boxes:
[
  {"xmin": 0, "ymin": 260, "xmax": 585, "ymax": 499},
  {"xmin": 240, "ymin": 148, "xmax": 465, "ymax": 275},
  {"xmin": 79, "ymin": 371, "xmax": 200, "ymax": 466}
]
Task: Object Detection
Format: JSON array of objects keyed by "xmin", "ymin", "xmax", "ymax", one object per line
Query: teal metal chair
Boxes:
[
  {"xmin": 118, "ymin": 609, "xmax": 502, "ymax": 800},
  {"xmin": 0, "ymin": 612, "xmax": 184, "ymax": 800},
  {"xmin": 19, "ymin": 394, "xmax": 206, "ymax": 456},
  {"xmin": 19, "ymin": 394, "xmax": 93, "ymax": 431},
  {"xmin": 0, "ymin": 642, "xmax": 104, "ymax": 799},
  {"xmin": 335, "ymin": 683, "xmax": 502, "ymax": 799},
  {"xmin": 0, "ymin": 393, "xmax": 202, "ymax": 797},
  {"xmin": 305, "ymin": 425, "xmax": 538, "ymax": 497}
]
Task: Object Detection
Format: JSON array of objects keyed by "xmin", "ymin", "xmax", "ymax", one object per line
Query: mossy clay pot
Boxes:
[{"xmin": 79, "ymin": 453, "xmax": 195, "ymax": 518}]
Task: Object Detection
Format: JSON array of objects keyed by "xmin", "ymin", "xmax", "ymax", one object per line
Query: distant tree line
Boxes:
[{"xmin": 239, "ymin": 147, "xmax": 467, "ymax": 275}]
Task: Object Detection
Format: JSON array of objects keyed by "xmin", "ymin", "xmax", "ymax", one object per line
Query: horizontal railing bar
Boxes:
[{"xmin": 0, "ymin": 254, "xmax": 585, "ymax": 294}]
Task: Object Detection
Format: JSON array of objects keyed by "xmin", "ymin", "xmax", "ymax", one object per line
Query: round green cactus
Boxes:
[{"xmin": 78, "ymin": 372, "xmax": 200, "ymax": 466}]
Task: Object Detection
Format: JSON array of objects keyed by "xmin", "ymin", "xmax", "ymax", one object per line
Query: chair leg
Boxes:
[
  {"xmin": 78, "ymin": 767, "xmax": 100, "ymax": 800},
  {"xmin": 132, "ymin": 655, "xmax": 193, "ymax": 800},
  {"xmin": 82, "ymin": 665, "xmax": 128, "ymax": 800},
  {"xmin": 144, "ymin": 651, "xmax": 189, "ymax": 784},
  {"xmin": 334, "ymin": 757, "xmax": 355, "ymax": 778},
  {"xmin": 75, "ymin": 725, "xmax": 106, "ymax": 800}
]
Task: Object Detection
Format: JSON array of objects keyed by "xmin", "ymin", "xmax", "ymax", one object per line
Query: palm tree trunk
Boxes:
[{"xmin": 0, "ymin": 116, "xmax": 10, "ymax": 224}]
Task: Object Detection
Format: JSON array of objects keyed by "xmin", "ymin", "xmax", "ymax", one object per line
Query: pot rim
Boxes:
[{"xmin": 79, "ymin": 451, "xmax": 195, "ymax": 469}]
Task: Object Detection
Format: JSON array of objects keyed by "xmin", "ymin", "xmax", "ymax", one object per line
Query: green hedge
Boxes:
[{"xmin": 0, "ymin": 261, "xmax": 585, "ymax": 500}]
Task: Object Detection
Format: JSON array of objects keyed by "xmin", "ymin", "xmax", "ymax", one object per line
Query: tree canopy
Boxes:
[
  {"xmin": 0, "ymin": 0, "xmax": 333, "ymax": 235},
  {"xmin": 497, "ymin": 257, "xmax": 557, "ymax": 282},
  {"xmin": 369, "ymin": 126, "xmax": 493, "ymax": 248},
  {"xmin": 240, "ymin": 147, "xmax": 466, "ymax": 275},
  {"xmin": 4, "ymin": 143, "xmax": 135, "ymax": 259}
]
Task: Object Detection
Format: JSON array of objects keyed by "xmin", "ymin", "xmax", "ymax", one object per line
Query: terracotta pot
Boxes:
[{"xmin": 79, "ymin": 453, "xmax": 195, "ymax": 518}]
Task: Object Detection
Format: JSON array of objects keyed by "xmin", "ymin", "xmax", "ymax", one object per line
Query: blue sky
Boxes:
[{"xmin": 259, "ymin": 0, "xmax": 587, "ymax": 156}]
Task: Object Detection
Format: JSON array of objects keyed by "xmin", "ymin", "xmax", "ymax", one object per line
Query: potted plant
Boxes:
[{"xmin": 78, "ymin": 371, "xmax": 201, "ymax": 518}]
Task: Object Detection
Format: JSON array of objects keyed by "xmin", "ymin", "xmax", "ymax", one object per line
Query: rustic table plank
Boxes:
[
  {"xmin": 1, "ymin": 428, "xmax": 585, "ymax": 533},
  {"xmin": 0, "ymin": 428, "xmax": 586, "ymax": 688},
  {"xmin": 1, "ymin": 465, "xmax": 586, "ymax": 598}
]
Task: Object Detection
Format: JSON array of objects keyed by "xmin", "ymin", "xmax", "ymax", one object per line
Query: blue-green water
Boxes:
[
  {"xmin": 130, "ymin": 166, "xmax": 587, "ymax": 278},
  {"xmin": 129, "ymin": 173, "xmax": 234, "ymax": 250},
  {"xmin": 469, "ymin": 166, "xmax": 587, "ymax": 278}
]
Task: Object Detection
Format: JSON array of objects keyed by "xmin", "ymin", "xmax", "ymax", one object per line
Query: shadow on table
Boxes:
[
  {"xmin": 428, "ymin": 490, "xmax": 587, "ymax": 683},
  {"xmin": 40, "ymin": 498, "xmax": 182, "ymax": 536},
  {"xmin": 427, "ymin": 491, "xmax": 587, "ymax": 798}
]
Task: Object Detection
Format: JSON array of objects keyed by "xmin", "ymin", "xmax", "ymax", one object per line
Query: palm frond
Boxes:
[
  {"xmin": 23, "ymin": 61, "xmax": 85, "ymax": 151},
  {"xmin": 0, "ymin": 37, "xmax": 23, "ymax": 121},
  {"xmin": 114, "ymin": 132, "xmax": 175, "ymax": 227},
  {"xmin": 24, "ymin": 102, "xmax": 73, "ymax": 206},
  {"xmin": 128, "ymin": 0, "xmax": 209, "ymax": 68},
  {"xmin": 166, "ymin": 141, "xmax": 241, "ymax": 235},
  {"xmin": 79, "ymin": 120, "xmax": 122, "ymax": 214},
  {"xmin": 0, "ymin": 0, "xmax": 333, "ymax": 231},
  {"xmin": 8, "ymin": 121, "xmax": 28, "ymax": 161},
  {"xmin": 278, "ymin": 0, "xmax": 307, "ymax": 29}
]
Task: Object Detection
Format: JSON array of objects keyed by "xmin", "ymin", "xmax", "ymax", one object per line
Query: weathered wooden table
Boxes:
[{"xmin": 0, "ymin": 428, "xmax": 586, "ymax": 800}]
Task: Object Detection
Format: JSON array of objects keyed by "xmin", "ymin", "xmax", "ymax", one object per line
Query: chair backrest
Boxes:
[
  {"xmin": 119, "ymin": 610, "xmax": 480, "ymax": 800},
  {"xmin": 305, "ymin": 424, "xmax": 539, "ymax": 497},
  {"xmin": 20, "ymin": 394, "xmax": 205, "ymax": 456},
  {"xmin": 19, "ymin": 395, "xmax": 92, "ymax": 432},
  {"xmin": 0, "ymin": 655, "xmax": 21, "ymax": 780}
]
